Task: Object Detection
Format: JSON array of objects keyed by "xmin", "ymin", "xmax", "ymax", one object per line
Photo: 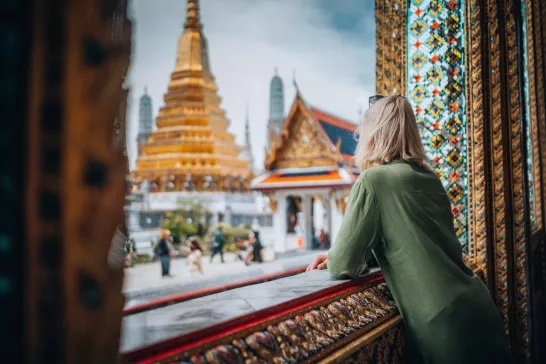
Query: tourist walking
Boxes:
[
  {"xmin": 156, "ymin": 230, "xmax": 173, "ymax": 277},
  {"xmin": 209, "ymin": 225, "xmax": 225, "ymax": 263},
  {"xmin": 307, "ymin": 96, "xmax": 513, "ymax": 364}
]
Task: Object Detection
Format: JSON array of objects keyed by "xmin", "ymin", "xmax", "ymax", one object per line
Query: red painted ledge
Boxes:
[
  {"xmin": 123, "ymin": 266, "xmax": 308, "ymax": 316},
  {"xmin": 121, "ymin": 270, "xmax": 384, "ymax": 364}
]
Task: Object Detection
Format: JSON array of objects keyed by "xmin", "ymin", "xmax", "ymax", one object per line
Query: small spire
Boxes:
[
  {"xmin": 293, "ymin": 69, "xmax": 301, "ymax": 96},
  {"xmin": 144, "ymin": 86, "xmax": 148, "ymax": 95},
  {"xmin": 274, "ymin": 67, "xmax": 278, "ymax": 76},
  {"xmin": 184, "ymin": 0, "xmax": 201, "ymax": 29},
  {"xmin": 242, "ymin": 103, "xmax": 255, "ymax": 173},
  {"xmin": 245, "ymin": 102, "xmax": 250, "ymax": 127}
]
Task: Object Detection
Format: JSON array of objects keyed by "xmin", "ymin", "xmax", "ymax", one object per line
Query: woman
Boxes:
[
  {"xmin": 307, "ymin": 96, "xmax": 512, "ymax": 364},
  {"xmin": 244, "ymin": 230, "xmax": 264, "ymax": 266},
  {"xmin": 186, "ymin": 238, "xmax": 204, "ymax": 277}
]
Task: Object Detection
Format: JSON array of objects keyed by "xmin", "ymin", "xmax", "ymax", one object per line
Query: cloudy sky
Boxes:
[{"xmin": 126, "ymin": 0, "xmax": 376, "ymax": 169}]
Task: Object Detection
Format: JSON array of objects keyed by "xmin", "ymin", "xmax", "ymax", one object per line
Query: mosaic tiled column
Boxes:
[{"xmin": 406, "ymin": 0, "xmax": 468, "ymax": 248}]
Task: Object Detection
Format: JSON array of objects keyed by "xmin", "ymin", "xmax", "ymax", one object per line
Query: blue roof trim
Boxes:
[{"xmin": 317, "ymin": 120, "xmax": 357, "ymax": 156}]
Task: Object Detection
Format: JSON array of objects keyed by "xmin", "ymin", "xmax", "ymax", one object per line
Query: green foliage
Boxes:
[
  {"xmin": 133, "ymin": 254, "xmax": 154, "ymax": 264},
  {"xmin": 162, "ymin": 215, "xmax": 194, "ymax": 243},
  {"xmin": 205, "ymin": 224, "xmax": 250, "ymax": 252},
  {"xmin": 176, "ymin": 197, "xmax": 210, "ymax": 222},
  {"xmin": 162, "ymin": 198, "xmax": 210, "ymax": 243}
]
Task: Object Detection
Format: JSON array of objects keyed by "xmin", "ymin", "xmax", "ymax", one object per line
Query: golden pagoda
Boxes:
[{"xmin": 132, "ymin": 0, "xmax": 252, "ymax": 193}]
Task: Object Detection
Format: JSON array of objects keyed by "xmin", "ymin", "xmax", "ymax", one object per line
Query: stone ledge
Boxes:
[{"xmin": 120, "ymin": 269, "xmax": 404, "ymax": 363}]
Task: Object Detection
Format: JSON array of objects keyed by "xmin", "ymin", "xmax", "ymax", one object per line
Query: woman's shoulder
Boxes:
[
  {"xmin": 355, "ymin": 163, "xmax": 415, "ymax": 194},
  {"xmin": 355, "ymin": 165, "xmax": 393, "ymax": 188}
]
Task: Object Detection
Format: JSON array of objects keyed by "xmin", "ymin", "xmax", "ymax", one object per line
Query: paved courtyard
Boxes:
[{"xmin": 123, "ymin": 250, "xmax": 325, "ymax": 306}]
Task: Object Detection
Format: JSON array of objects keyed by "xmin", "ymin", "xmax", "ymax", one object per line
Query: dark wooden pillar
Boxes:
[{"xmin": 16, "ymin": 0, "xmax": 131, "ymax": 362}]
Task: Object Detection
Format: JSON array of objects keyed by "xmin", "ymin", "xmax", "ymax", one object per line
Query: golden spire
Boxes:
[
  {"xmin": 133, "ymin": 0, "xmax": 252, "ymax": 185},
  {"xmin": 184, "ymin": 0, "xmax": 201, "ymax": 30},
  {"xmin": 176, "ymin": 0, "xmax": 209, "ymax": 73}
]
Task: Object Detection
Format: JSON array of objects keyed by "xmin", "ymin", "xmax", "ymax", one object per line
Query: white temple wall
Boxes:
[
  {"xmin": 302, "ymin": 195, "xmax": 314, "ymax": 250},
  {"xmin": 313, "ymin": 197, "xmax": 325, "ymax": 233},
  {"xmin": 273, "ymin": 196, "xmax": 288, "ymax": 253},
  {"xmin": 145, "ymin": 192, "xmax": 266, "ymax": 215},
  {"xmin": 330, "ymin": 196, "xmax": 344, "ymax": 247}
]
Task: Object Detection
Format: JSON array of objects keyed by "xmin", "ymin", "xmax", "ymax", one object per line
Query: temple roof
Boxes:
[
  {"xmin": 256, "ymin": 93, "xmax": 360, "ymax": 190},
  {"xmin": 251, "ymin": 166, "xmax": 355, "ymax": 191},
  {"xmin": 264, "ymin": 92, "xmax": 359, "ymax": 171},
  {"xmin": 309, "ymin": 107, "xmax": 358, "ymax": 162}
]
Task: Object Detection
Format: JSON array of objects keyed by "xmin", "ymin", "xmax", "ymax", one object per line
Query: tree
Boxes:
[
  {"xmin": 162, "ymin": 197, "xmax": 211, "ymax": 244},
  {"xmin": 176, "ymin": 197, "xmax": 210, "ymax": 223}
]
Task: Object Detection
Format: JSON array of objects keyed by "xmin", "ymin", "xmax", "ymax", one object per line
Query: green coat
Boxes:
[
  {"xmin": 213, "ymin": 230, "xmax": 224, "ymax": 248},
  {"xmin": 328, "ymin": 160, "xmax": 513, "ymax": 364}
]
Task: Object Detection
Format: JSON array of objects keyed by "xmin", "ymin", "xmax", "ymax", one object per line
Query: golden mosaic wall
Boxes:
[{"xmin": 375, "ymin": 0, "xmax": 408, "ymax": 96}]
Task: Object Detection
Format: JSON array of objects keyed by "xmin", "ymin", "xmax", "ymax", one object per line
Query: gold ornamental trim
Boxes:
[{"xmin": 143, "ymin": 282, "xmax": 401, "ymax": 364}]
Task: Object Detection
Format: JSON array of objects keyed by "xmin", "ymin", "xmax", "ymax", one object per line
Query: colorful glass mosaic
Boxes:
[
  {"xmin": 407, "ymin": 0, "xmax": 468, "ymax": 247},
  {"xmin": 521, "ymin": 0, "xmax": 535, "ymax": 225}
]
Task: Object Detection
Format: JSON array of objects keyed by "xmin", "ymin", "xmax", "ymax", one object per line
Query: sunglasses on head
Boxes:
[{"xmin": 369, "ymin": 95, "xmax": 385, "ymax": 107}]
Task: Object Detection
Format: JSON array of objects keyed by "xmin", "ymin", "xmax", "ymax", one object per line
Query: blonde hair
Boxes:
[{"xmin": 354, "ymin": 96, "xmax": 428, "ymax": 170}]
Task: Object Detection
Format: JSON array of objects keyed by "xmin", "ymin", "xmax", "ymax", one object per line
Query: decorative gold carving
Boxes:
[
  {"xmin": 319, "ymin": 318, "xmax": 403, "ymax": 363},
  {"xmin": 486, "ymin": 0, "xmax": 510, "ymax": 333},
  {"xmin": 464, "ymin": 0, "xmax": 488, "ymax": 281},
  {"xmin": 267, "ymin": 195, "xmax": 278, "ymax": 213},
  {"xmin": 276, "ymin": 116, "xmax": 333, "ymax": 168},
  {"xmin": 144, "ymin": 282, "xmax": 402, "ymax": 364},
  {"xmin": 266, "ymin": 96, "xmax": 338, "ymax": 170},
  {"xmin": 335, "ymin": 198, "xmax": 348, "ymax": 215},
  {"xmin": 504, "ymin": 0, "xmax": 530, "ymax": 355},
  {"xmin": 375, "ymin": 0, "xmax": 407, "ymax": 96}
]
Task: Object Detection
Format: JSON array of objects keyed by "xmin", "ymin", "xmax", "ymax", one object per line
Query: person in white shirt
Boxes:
[{"xmin": 186, "ymin": 237, "xmax": 204, "ymax": 277}]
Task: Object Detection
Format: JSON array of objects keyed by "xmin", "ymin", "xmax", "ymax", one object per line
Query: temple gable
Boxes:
[
  {"xmin": 266, "ymin": 97, "xmax": 339, "ymax": 170},
  {"xmin": 275, "ymin": 114, "xmax": 336, "ymax": 169}
]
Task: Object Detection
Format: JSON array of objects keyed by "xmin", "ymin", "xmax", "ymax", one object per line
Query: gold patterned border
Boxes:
[
  {"xmin": 464, "ymin": 0, "xmax": 488, "ymax": 280},
  {"xmin": 140, "ymin": 282, "xmax": 401, "ymax": 364},
  {"xmin": 318, "ymin": 317, "xmax": 403, "ymax": 363},
  {"xmin": 375, "ymin": 0, "xmax": 407, "ymax": 97},
  {"xmin": 504, "ymin": 0, "xmax": 530, "ymax": 356},
  {"xmin": 485, "ymin": 0, "xmax": 511, "ymax": 333}
]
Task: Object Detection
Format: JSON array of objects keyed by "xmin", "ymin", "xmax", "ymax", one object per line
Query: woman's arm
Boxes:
[{"xmin": 328, "ymin": 178, "xmax": 381, "ymax": 279}]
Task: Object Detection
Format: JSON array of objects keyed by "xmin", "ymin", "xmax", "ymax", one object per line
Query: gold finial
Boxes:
[{"xmin": 184, "ymin": 0, "xmax": 201, "ymax": 29}]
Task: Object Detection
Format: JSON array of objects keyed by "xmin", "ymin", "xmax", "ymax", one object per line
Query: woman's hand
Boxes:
[{"xmin": 306, "ymin": 254, "xmax": 328, "ymax": 272}]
